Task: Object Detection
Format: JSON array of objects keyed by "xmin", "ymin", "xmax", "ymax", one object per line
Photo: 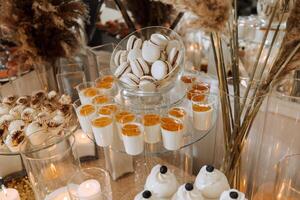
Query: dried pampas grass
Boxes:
[
  {"xmin": 156, "ymin": 0, "xmax": 231, "ymax": 32},
  {"xmin": 0, "ymin": 0, "xmax": 88, "ymax": 67}
]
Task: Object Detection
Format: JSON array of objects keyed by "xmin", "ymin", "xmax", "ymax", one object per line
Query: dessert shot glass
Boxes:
[
  {"xmin": 91, "ymin": 94, "xmax": 114, "ymax": 106},
  {"xmin": 121, "ymin": 122, "xmax": 144, "ymax": 156},
  {"xmin": 73, "ymin": 99, "xmax": 97, "ymax": 138},
  {"xmin": 91, "ymin": 113, "xmax": 114, "ymax": 147},
  {"xmin": 160, "ymin": 116, "xmax": 184, "ymax": 151},
  {"xmin": 95, "ymin": 68, "xmax": 117, "ymax": 96},
  {"xmin": 191, "ymin": 94, "xmax": 216, "ymax": 131},
  {"xmin": 76, "ymin": 82, "xmax": 98, "ymax": 105},
  {"xmin": 142, "ymin": 113, "xmax": 161, "ymax": 144},
  {"xmin": 115, "ymin": 110, "xmax": 136, "ymax": 140},
  {"xmin": 168, "ymin": 107, "xmax": 189, "ymax": 134}
]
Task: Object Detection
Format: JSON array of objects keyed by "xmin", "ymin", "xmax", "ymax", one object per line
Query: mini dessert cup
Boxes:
[
  {"xmin": 168, "ymin": 107, "xmax": 188, "ymax": 133},
  {"xmin": 92, "ymin": 95, "xmax": 114, "ymax": 106},
  {"xmin": 97, "ymin": 104, "xmax": 119, "ymax": 117},
  {"xmin": 76, "ymin": 82, "xmax": 99, "ymax": 105},
  {"xmin": 192, "ymin": 94, "xmax": 215, "ymax": 131},
  {"xmin": 121, "ymin": 122, "xmax": 144, "ymax": 155},
  {"xmin": 186, "ymin": 88, "xmax": 208, "ymax": 103},
  {"xmin": 95, "ymin": 74, "xmax": 116, "ymax": 96},
  {"xmin": 180, "ymin": 74, "xmax": 196, "ymax": 91},
  {"xmin": 160, "ymin": 117, "xmax": 184, "ymax": 151},
  {"xmin": 142, "ymin": 114, "xmax": 161, "ymax": 144},
  {"xmin": 91, "ymin": 115, "xmax": 114, "ymax": 147},
  {"xmin": 115, "ymin": 110, "xmax": 136, "ymax": 140},
  {"xmin": 74, "ymin": 99, "xmax": 97, "ymax": 138},
  {"xmin": 191, "ymin": 80, "xmax": 210, "ymax": 93}
]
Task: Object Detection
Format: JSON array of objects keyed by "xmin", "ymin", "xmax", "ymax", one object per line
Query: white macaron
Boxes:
[
  {"xmin": 127, "ymin": 35, "xmax": 143, "ymax": 50},
  {"xmin": 114, "ymin": 62, "xmax": 131, "ymax": 78},
  {"xmin": 130, "ymin": 58, "xmax": 150, "ymax": 77},
  {"xmin": 127, "ymin": 48, "xmax": 142, "ymax": 62},
  {"xmin": 150, "ymin": 33, "xmax": 169, "ymax": 50},
  {"xmin": 166, "ymin": 40, "xmax": 180, "ymax": 54},
  {"xmin": 120, "ymin": 73, "xmax": 139, "ymax": 89},
  {"xmin": 139, "ymin": 76, "xmax": 156, "ymax": 92},
  {"xmin": 142, "ymin": 40, "xmax": 161, "ymax": 63},
  {"xmin": 168, "ymin": 47, "xmax": 183, "ymax": 68},
  {"xmin": 151, "ymin": 60, "xmax": 171, "ymax": 80},
  {"xmin": 114, "ymin": 50, "xmax": 128, "ymax": 66}
]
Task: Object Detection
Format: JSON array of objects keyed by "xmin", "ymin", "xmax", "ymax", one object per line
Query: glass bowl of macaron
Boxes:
[{"xmin": 110, "ymin": 26, "xmax": 185, "ymax": 96}]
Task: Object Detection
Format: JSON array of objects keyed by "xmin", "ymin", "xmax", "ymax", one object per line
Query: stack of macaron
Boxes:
[
  {"xmin": 134, "ymin": 164, "xmax": 247, "ymax": 200},
  {"xmin": 113, "ymin": 33, "xmax": 183, "ymax": 92}
]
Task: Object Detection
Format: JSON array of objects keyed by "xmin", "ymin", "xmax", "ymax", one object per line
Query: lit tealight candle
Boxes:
[
  {"xmin": 0, "ymin": 188, "xmax": 21, "ymax": 200},
  {"xmin": 77, "ymin": 179, "xmax": 102, "ymax": 200}
]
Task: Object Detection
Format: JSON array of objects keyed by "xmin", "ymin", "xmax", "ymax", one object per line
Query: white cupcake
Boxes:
[
  {"xmin": 0, "ymin": 114, "xmax": 14, "ymax": 127},
  {"xmin": 26, "ymin": 121, "xmax": 47, "ymax": 145},
  {"xmin": 59, "ymin": 94, "xmax": 72, "ymax": 105},
  {"xmin": 21, "ymin": 108, "xmax": 37, "ymax": 123},
  {"xmin": 8, "ymin": 120, "xmax": 25, "ymax": 134},
  {"xmin": 9, "ymin": 105, "xmax": 25, "ymax": 118},
  {"xmin": 0, "ymin": 104, "xmax": 10, "ymax": 116},
  {"xmin": 145, "ymin": 165, "xmax": 179, "ymax": 198},
  {"xmin": 172, "ymin": 183, "xmax": 204, "ymax": 200},
  {"xmin": 35, "ymin": 112, "xmax": 51, "ymax": 125},
  {"xmin": 2, "ymin": 95, "xmax": 17, "ymax": 106},
  {"xmin": 47, "ymin": 90, "xmax": 58, "ymax": 100},
  {"xmin": 5, "ymin": 130, "xmax": 25, "ymax": 152},
  {"xmin": 134, "ymin": 190, "xmax": 165, "ymax": 200},
  {"xmin": 220, "ymin": 189, "xmax": 247, "ymax": 200},
  {"xmin": 195, "ymin": 165, "xmax": 230, "ymax": 199}
]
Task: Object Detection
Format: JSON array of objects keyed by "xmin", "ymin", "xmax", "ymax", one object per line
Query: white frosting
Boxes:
[
  {"xmin": 47, "ymin": 90, "xmax": 57, "ymax": 100},
  {"xmin": 8, "ymin": 120, "xmax": 25, "ymax": 134},
  {"xmin": 171, "ymin": 184, "xmax": 204, "ymax": 200},
  {"xmin": 9, "ymin": 105, "xmax": 25, "ymax": 118},
  {"xmin": 220, "ymin": 189, "xmax": 247, "ymax": 200},
  {"xmin": 26, "ymin": 121, "xmax": 45, "ymax": 136},
  {"xmin": 145, "ymin": 165, "xmax": 179, "ymax": 198},
  {"xmin": 0, "ymin": 105, "xmax": 10, "ymax": 116},
  {"xmin": 0, "ymin": 114, "xmax": 14, "ymax": 126},
  {"xmin": 48, "ymin": 115, "xmax": 65, "ymax": 127},
  {"xmin": 35, "ymin": 112, "xmax": 51, "ymax": 124},
  {"xmin": 59, "ymin": 94, "xmax": 72, "ymax": 105},
  {"xmin": 134, "ymin": 191, "xmax": 166, "ymax": 200},
  {"xmin": 195, "ymin": 166, "xmax": 230, "ymax": 199},
  {"xmin": 21, "ymin": 108, "xmax": 37, "ymax": 122}
]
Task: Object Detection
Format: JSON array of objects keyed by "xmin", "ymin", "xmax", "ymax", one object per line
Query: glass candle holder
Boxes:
[
  {"xmin": 274, "ymin": 154, "xmax": 300, "ymax": 200},
  {"xmin": 67, "ymin": 167, "xmax": 112, "ymax": 200},
  {"xmin": 20, "ymin": 132, "xmax": 80, "ymax": 200}
]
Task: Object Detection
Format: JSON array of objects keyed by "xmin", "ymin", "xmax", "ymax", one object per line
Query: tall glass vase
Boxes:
[
  {"xmin": 214, "ymin": 78, "xmax": 268, "ymax": 197},
  {"xmin": 251, "ymin": 78, "xmax": 300, "ymax": 200}
]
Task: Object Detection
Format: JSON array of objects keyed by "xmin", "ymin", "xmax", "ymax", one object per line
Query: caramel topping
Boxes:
[
  {"xmin": 116, "ymin": 111, "xmax": 135, "ymax": 123},
  {"xmin": 92, "ymin": 117, "xmax": 112, "ymax": 128},
  {"xmin": 192, "ymin": 83, "xmax": 210, "ymax": 92},
  {"xmin": 122, "ymin": 124, "xmax": 141, "ymax": 136},
  {"xmin": 92, "ymin": 95, "xmax": 109, "ymax": 104},
  {"xmin": 143, "ymin": 114, "xmax": 160, "ymax": 126},
  {"xmin": 160, "ymin": 117, "xmax": 183, "ymax": 132},
  {"xmin": 192, "ymin": 95, "xmax": 206, "ymax": 103},
  {"xmin": 79, "ymin": 105, "xmax": 95, "ymax": 116},
  {"xmin": 83, "ymin": 88, "xmax": 98, "ymax": 97},
  {"xmin": 168, "ymin": 108, "xmax": 186, "ymax": 118},
  {"xmin": 193, "ymin": 104, "xmax": 212, "ymax": 112},
  {"xmin": 181, "ymin": 75, "xmax": 196, "ymax": 84},
  {"xmin": 96, "ymin": 81, "xmax": 113, "ymax": 89},
  {"xmin": 187, "ymin": 89, "xmax": 205, "ymax": 100},
  {"xmin": 100, "ymin": 75, "xmax": 114, "ymax": 83},
  {"xmin": 98, "ymin": 104, "xmax": 118, "ymax": 115}
]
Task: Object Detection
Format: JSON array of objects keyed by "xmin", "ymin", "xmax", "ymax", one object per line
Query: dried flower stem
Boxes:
[
  {"xmin": 170, "ymin": 12, "xmax": 184, "ymax": 30},
  {"xmin": 240, "ymin": 0, "xmax": 280, "ymax": 117},
  {"xmin": 210, "ymin": 33, "xmax": 232, "ymax": 153}
]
